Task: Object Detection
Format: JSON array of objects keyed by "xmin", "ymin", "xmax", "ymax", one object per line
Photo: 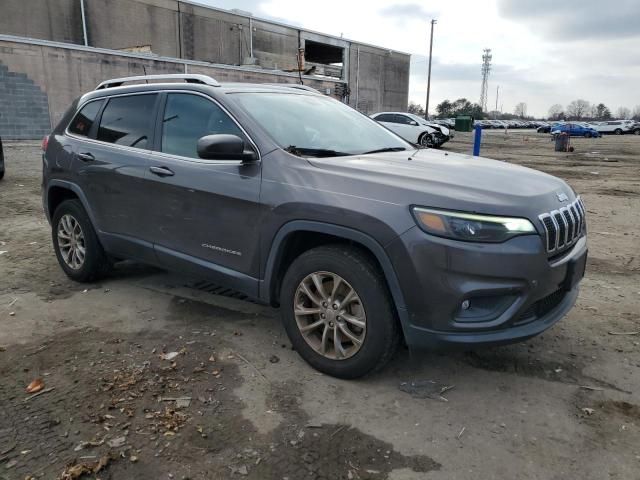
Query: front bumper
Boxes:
[{"xmin": 386, "ymin": 226, "xmax": 587, "ymax": 349}]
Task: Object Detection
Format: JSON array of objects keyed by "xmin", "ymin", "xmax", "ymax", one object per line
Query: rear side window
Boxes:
[
  {"xmin": 97, "ymin": 94, "xmax": 157, "ymax": 149},
  {"xmin": 161, "ymin": 93, "xmax": 244, "ymax": 159},
  {"xmin": 68, "ymin": 100, "xmax": 102, "ymax": 137}
]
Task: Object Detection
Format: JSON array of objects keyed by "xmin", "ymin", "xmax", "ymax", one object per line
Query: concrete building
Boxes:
[{"xmin": 0, "ymin": 0, "xmax": 410, "ymax": 139}]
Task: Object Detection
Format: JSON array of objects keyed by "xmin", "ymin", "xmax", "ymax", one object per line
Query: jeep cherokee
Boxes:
[{"xmin": 42, "ymin": 74, "xmax": 588, "ymax": 378}]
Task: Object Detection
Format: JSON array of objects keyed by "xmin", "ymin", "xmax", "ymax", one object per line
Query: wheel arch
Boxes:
[
  {"xmin": 45, "ymin": 180, "xmax": 96, "ymax": 227},
  {"xmin": 261, "ymin": 221, "xmax": 409, "ymax": 335}
]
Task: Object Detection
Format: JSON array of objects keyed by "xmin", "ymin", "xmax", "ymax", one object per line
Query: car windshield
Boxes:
[{"xmin": 231, "ymin": 92, "xmax": 411, "ymax": 156}]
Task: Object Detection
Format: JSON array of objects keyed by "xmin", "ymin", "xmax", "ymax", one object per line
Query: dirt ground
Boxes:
[{"xmin": 0, "ymin": 131, "xmax": 639, "ymax": 480}]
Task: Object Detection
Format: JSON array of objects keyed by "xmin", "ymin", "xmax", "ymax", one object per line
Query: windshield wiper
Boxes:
[
  {"xmin": 285, "ymin": 146, "xmax": 351, "ymax": 158},
  {"xmin": 360, "ymin": 147, "xmax": 407, "ymax": 155}
]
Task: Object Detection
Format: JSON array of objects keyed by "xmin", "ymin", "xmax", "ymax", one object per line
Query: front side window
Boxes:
[
  {"xmin": 395, "ymin": 115, "xmax": 415, "ymax": 125},
  {"xmin": 161, "ymin": 93, "xmax": 245, "ymax": 159},
  {"xmin": 97, "ymin": 94, "xmax": 157, "ymax": 149},
  {"xmin": 232, "ymin": 93, "xmax": 410, "ymax": 156},
  {"xmin": 68, "ymin": 100, "xmax": 102, "ymax": 137}
]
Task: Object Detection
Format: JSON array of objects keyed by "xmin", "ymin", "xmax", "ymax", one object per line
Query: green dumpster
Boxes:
[{"xmin": 455, "ymin": 115, "xmax": 473, "ymax": 132}]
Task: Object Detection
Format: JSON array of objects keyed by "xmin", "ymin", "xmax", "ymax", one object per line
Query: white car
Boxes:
[
  {"xmin": 590, "ymin": 120, "xmax": 635, "ymax": 135},
  {"xmin": 371, "ymin": 112, "xmax": 452, "ymax": 148}
]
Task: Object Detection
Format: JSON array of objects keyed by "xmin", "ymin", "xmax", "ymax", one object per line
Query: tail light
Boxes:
[{"xmin": 41, "ymin": 135, "xmax": 49, "ymax": 152}]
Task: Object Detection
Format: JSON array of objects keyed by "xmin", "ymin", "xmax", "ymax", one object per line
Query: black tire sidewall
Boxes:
[
  {"xmin": 51, "ymin": 199, "xmax": 105, "ymax": 282},
  {"xmin": 280, "ymin": 247, "xmax": 397, "ymax": 379}
]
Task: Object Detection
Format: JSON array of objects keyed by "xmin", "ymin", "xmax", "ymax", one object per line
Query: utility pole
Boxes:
[
  {"xmin": 425, "ymin": 19, "xmax": 436, "ymax": 120},
  {"xmin": 494, "ymin": 85, "xmax": 499, "ymax": 119}
]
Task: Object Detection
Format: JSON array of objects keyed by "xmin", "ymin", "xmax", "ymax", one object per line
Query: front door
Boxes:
[{"xmin": 144, "ymin": 92, "xmax": 264, "ymax": 293}]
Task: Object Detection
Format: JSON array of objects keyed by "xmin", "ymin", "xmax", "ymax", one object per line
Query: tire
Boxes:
[
  {"xmin": 634, "ymin": 129, "xmax": 640, "ymax": 136},
  {"xmin": 280, "ymin": 245, "xmax": 401, "ymax": 379},
  {"xmin": 584, "ymin": 132, "xmax": 591, "ymax": 138},
  {"xmin": 418, "ymin": 132, "xmax": 433, "ymax": 148},
  {"xmin": 614, "ymin": 129, "xmax": 622, "ymax": 135},
  {"xmin": 0, "ymin": 168, "xmax": 4, "ymax": 180},
  {"xmin": 51, "ymin": 199, "xmax": 110, "ymax": 282}
]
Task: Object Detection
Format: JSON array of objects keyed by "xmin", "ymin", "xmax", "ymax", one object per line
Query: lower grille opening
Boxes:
[{"xmin": 514, "ymin": 289, "xmax": 567, "ymax": 325}]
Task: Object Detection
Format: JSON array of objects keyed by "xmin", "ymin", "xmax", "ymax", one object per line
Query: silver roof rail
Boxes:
[{"xmin": 95, "ymin": 74, "xmax": 220, "ymax": 90}]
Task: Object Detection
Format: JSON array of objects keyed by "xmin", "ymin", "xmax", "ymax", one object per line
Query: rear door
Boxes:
[
  {"xmin": 70, "ymin": 93, "xmax": 160, "ymax": 260},
  {"xmin": 144, "ymin": 92, "xmax": 263, "ymax": 287}
]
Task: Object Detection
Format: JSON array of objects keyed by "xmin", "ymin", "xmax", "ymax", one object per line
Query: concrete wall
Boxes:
[
  {"xmin": 0, "ymin": 0, "xmax": 410, "ymax": 113},
  {"xmin": 0, "ymin": 38, "xmax": 346, "ymax": 139}
]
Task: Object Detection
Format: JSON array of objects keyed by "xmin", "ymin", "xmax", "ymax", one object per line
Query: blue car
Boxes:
[{"xmin": 551, "ymin": 123, "xmax": 601, "ymax": 138}]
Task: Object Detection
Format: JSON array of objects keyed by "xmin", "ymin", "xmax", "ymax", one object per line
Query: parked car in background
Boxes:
[
  {"xmin": 630, "ymin": 122, "xmax": 640, "ymax": 135},
  {"xmin": 0, "ymin": 136, "xmax": 4, "ymax": 180},
  {"xmin": 551, "ymin": 123, "xmax": 600, "ymax": 138},
  {"xmin": 591, "ymin": 120, "xmax": 635, "ymax": 135},
  {"xmin": 537, "ymin": 124, "xmax": 555, "ymax": 133},
  {"xmin": 42, "ymin": 74, "xmax": 588, "ymax": 378},
  {"xmin": 371, "ymin": 112, "xmax": 439, "ymax": 147}
]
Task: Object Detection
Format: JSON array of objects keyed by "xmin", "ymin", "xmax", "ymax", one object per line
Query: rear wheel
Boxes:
[
  {"xmin": 584, "ymin": 132, "xmax": 592, "ymax": 138},
  {"xmin": 634, "ymin": 129, "xmax": 640, "ymax": 135},
  {"xmin": 280, "ymin": 245, "xmax": 401, "ymax": 378},
  {"xmin": 52, "ymin": 199, "xmax": 110, "ymax": 282}
]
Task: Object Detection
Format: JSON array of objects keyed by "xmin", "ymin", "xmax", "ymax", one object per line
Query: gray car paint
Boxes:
[{"xmin": 43, "ymin": 82, "xmax": 586, "ymax": 349}]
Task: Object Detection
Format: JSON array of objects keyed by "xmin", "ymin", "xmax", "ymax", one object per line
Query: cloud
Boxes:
[
  {"xmin": 497, "ymin": 0, "xmax": 640, "ymax": 41},
  {"xmin": 379, "ymin": 3, "xmax": 437, "ymax": 20}
]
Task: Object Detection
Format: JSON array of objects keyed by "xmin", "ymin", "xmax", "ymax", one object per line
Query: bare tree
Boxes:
[
  {"xmin": 514, "ymin": 102, "xmax": 527, "ymax": 118},
  {"xmin": 408, "ymin": 102, "xmax": 425, "ymax": 116},
  {"xmin": 548, "ymin": 104, "xmax": 564, "ymax": 121},
  {"xmin": 633, "ymin": 105, "xmax": 640, "ymax": 121},
  {"xmin": 616, "ymin": 106, "xmax": 631, "ymax": 120},
  {"xmin": 566, "ymin": 99, "xmax": 590, "ymax": 119}
]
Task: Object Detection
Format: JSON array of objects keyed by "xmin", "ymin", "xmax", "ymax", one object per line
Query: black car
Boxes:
[
  {"xmin": 42, "ymin": 74, "xmax": 587, "ymax": 378},
  {"xmin": 537, "ymin": 125, "xmax": 552, "ymax": 133}
]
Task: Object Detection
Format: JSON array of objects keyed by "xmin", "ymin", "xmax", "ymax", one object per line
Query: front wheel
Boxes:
[
  {"xmin": 634, "ymin": 129, "xmax": 640, "ymax": 135},
  {"xmin": 584, "ymin": 132, "xmax": 592, "ymax": 138},
  {"xmin": 418, "ymin": 133, "xmax": 433, "ymax": 148},
  {"xmin": 280, "ymin": 245, "xmax": 401, "ymax": 379},
  {"xmin": 52, "ymin": 199, "xmax": 110, "ymax": 282},
  {"xmin": 614, "ymin": 128, "xmax": 623, "ymax": 135}
]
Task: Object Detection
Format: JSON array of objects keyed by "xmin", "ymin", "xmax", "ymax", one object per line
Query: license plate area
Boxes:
[{"xmin": 563, "ymin": 250, "xmax": 587, "ymax": 291}]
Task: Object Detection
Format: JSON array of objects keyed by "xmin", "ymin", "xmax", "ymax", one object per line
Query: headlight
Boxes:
[{"xmin": 412, "ymin": 207, "xmax": 537, "ymax": 243}]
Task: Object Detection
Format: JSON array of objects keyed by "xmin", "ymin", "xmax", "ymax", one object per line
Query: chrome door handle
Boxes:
[
  {"xmin": 149, "ymin": 166, "xmax": 175, "ymax": 177},
  {"xmin": 77, "ymin": 152, "xmax": 94, "ymax": 162}
]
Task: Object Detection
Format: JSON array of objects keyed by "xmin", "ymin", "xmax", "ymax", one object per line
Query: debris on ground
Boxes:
[
  {"xmin": 57, "ymin": 454, "xmax": 112, "ymax": 480},
  {"xmin": 269, "ymin": 355, "xmax": 280, "ymax": 364},
  {"xmin": 581, "ymin": 407, "xmax": 595, "ymax": 416},
  {"xmin": 160, "ymin": 351, "xmax": 181, "ymax": 361},
  {"xmin": 106, "ymin": 436, "xmax": 126, "ymax": 448},
  {"xmin": 25, "ymin": 378, "xmax": 44, "ymax": 393},
  {"xmin": 399, "ymin": 380, "xmax": 455, "ymax": 402}
]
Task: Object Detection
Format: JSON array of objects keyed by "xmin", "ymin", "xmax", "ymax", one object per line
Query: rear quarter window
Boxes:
[{"xmin": 68, "ymin": 100, "xmax": 103, "ymax": 137}]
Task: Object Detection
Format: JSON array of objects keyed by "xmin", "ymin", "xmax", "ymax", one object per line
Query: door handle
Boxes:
[
  {"xmin": 149, "ymin": 166, "xmax": 175, "ymax": 177},
  {"xmin": 77, "ymin": 152, "xmax": 95, "ymax": 162}
]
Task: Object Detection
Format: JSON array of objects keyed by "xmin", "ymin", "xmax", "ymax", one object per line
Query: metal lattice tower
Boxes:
[{"xmin": 479, "ymin": 48, "xmax": 492, "ymax": 112}]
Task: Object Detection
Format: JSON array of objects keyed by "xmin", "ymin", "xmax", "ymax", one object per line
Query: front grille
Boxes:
[{"xmin": 538, "ymin": 197, "xmax": 586, "ymax": 254}]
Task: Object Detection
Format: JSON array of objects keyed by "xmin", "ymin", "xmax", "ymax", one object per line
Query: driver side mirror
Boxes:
[
  {"xmin": 409, "ymin": 121, "xmax": 419, "ymax": 126},
  {"xmin": 197, "ymin": 134, "xmax": 258, "ymax": 162}
]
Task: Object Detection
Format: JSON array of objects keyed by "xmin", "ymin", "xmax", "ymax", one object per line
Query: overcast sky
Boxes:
[{"xmin": 197, "ymin": 0, "xmax": 640, "ymax": 118}]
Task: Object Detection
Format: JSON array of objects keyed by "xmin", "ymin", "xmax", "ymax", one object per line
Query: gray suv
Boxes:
[{"xmin": 42, "ymin": 74, "xmax": 588, "ymax": 378}]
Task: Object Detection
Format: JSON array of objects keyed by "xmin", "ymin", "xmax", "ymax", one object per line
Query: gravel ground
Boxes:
[{"xmin": 0, "ymin": 132, "xmax": 639, "ymax": 480}]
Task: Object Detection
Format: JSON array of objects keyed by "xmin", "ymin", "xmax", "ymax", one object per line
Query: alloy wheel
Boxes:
[
  {"xmin": 57, "ymin": 214, "xmax": 86, "ymax": 270},
  {"xmin": 293, "ymin": 271, "xmax": 366, "ymax": 360}
]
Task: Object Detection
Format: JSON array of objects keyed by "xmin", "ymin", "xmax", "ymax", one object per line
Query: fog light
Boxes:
[{"xmin": 461, "ymin": 300, "xmax": 470, "ymax": 310}]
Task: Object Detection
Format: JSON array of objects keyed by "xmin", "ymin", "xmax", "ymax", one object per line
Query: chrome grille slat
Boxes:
[{"xmin": 538, "ymin": 196, "xmax": 586, "ymax": 254}]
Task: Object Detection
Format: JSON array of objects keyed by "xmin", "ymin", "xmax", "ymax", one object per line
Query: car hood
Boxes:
[{"xmin": 307, "ymin": 148, "xmax": 573, "ymax": 216}]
